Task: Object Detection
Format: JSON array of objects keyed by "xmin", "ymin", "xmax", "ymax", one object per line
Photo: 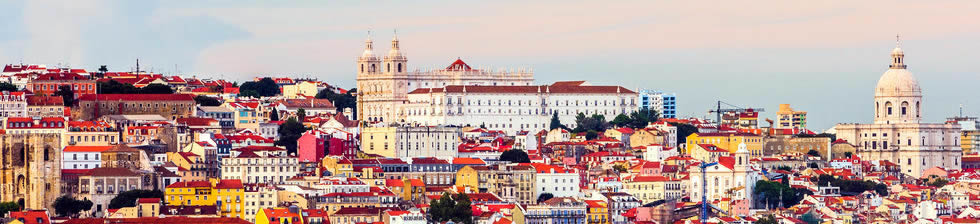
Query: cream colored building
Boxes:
[
  {"xmin": 834, "ymin": 43, "xmax": 962, "ymax": 178},
  {"xmin": 356, "ymin": 34, "xmax": 534, "ymax": 123},
  {"xmin": 220, "ymin": 146, "xmax": 300, "ymax": 184},
  {"xmin": 775, "ymin": 104, "xmax": 807, "ymax": 130},
  {"xmin": 360, "ymin": 125, "xmax": 460, "ymax": 159},
  {"xmin": 623, "ymin": 175, "xmax": 684, "ymax": 204},
  {"xmin": 689, "ymin": 143, "xmax": 759, "ymax": 204},
  {"xmin": 281, "ymin": 81, "xmax": 322, "ymax": 98}
]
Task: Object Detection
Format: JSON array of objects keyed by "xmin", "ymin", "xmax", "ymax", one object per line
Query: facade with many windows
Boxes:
[
  {"xmin": 360, "ymin": 125, "xmax": 460, "ymax": 159},
  {"xmin": 220, "ymin": 146, "xmax": 299, "ymax": 184},
  {"xmin": 404, "ymin": 81, "xmax": 638, "ymax": 135}
]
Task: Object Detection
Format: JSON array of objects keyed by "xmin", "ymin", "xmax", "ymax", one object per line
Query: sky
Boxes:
[{"xmin": 1, "ymin": 0, "xmax": 978, "ymax": 131}]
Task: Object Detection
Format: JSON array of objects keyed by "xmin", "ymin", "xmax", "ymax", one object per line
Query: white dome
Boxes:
[
  {"xmin": 891, "ymin": 47, "xmax": 904, "ymax": 55},
  {"xmin": 361, "ymin": 49, "xmax": 377, "ymax": 58},
  {"xmin": 875, "ymin": 68, "xmax": 921, "ymax": 97}
]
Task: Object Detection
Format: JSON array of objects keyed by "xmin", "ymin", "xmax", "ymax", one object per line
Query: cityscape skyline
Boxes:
[{"xmin": 1, "ymin": 0, "xmax": 978, "ymax": 131}]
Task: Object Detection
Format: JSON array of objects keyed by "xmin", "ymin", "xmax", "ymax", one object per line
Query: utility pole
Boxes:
[{"xmin": 700, "ymin": 161, "xmax": 718, "ymax": 224}]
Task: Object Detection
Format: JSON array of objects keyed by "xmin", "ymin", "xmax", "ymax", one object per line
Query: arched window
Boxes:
[
  {"xmin": 387, "ymin": 63, "xmax": 391, "ymax": 72},
  {"xmin": 876, "ymin": 102, "xmax": 880, "ymax": 117},
  {"xmin": 885, "ymin": 102, "xmax": 893, "ymax": 115},
  {"xmin": 360, "ymin": 64, "xmax": 364, "ymax": 72},
  {"xmin": 370, "ymin": 64, "xmax": 376, "ymax": 72},
  {"xmin": 398, "ymin": 63, "xmax": 403, "ymax": 73},
  {"xmin": 901, "ymin": 101, "xmax": 909, "ymax": 116},
  {"xmin": 916, "ymin": 101, "xmax": 921, "ymax": 117}
]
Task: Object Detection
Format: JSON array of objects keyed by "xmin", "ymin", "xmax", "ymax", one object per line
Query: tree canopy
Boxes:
[
  {"xmin": 537, "ymin": 193, "xmax": 554, "ymax": 203},
  {"xmin": 55, "ymin": 85, "xmax": 74, "ymax": 107},
  {"xmin": 753, "ymin": 179, "xmax": 811, "ymax": 209},
  {"xmin": 239, "ymin": 77, "xmax": 280, "ymax": 97},
  {"xmin": 270, "ymin": 107, "xmax": 280, "ymax": 121},
  {"xmin": 276, "ymin": 118, "xmax": 309, "ymax": 155},
  {"xmin": 0, "ymin": 82, "xmax": 18, "ymax": 92},
  {"xmin": 98, "ymin": 80, "xmax": 174, "ymax": 94},
  {"xmin": 815, "ymin": 174, "xmax": 888, "ymax": 196},
  {"xmin": 549, "ymin": 112, "xmax": 565, "ymax": 130},
  {"xmin": 108, "ymin": 189, "xmax": 163, "ymax": 209},
  {"xmin": 0, "ymin": 201, "xmax": 20, "ymax": 218},
  {"xmin": 429, "ymin": 192, "xmax": 473, "ymax": 224},
  {"xmin": 499, "ymin": 149, "xmax": 531, "ymax": 163},
  {"xmin": 193, "ymin": 95, "xmax": 222, "ymax": 106},
  {"xmin": 572, "ymin": 113, "xmax": 609, "ymax": 133},
  {"xmin": 53, "ymin": 196, "xmax": 93, "ymax": 217},
  {"xmin": 670, "ymin": 122, "xmax": 699, "ymax": 151},
  {"xmin": 315, "ymin": 88, "xmax": 357, "ymax": 116}
]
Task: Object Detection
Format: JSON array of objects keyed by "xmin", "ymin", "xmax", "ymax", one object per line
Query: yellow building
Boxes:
[
  {"xmin": 360, "ymin": 126, "xmax": 397, "ymax": 157},
  {"xmin": 165, "ymin": 179, "xmax": 245, "ymax": 219},
  {"xmin": 281, "ymin": 81, "xmax": 323, "ymax": 99},
  {"xmin": 585, "ymin": 200, "xmax": 610, "ymax": 224},
  {"xmin": 629, "ymin": 128, "xmax": 665, "ymax": 148},
  {"xmin": 623, "ymin": 175, "xmax": 684, "ymax": 204},
  {"xmin": 455, "ymin": 166, "xmax": 479, "ymax": 189},
  {"xmin": 386, "ymin": 178, "xmax": 426, "ymax": 203},
  {"xmin": 685, "ymin": 132, "xmax": 763, "ymax": 156},
  {"xmin": 322, "ymin": 156, "xmax": 355, "ymax": 177},
  {"xmin": 775, "ymin": 104, "xmax": 808, "ymax": 130}
]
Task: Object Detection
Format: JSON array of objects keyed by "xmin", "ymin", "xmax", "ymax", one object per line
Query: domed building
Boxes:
[{"xmin": 835, "ymin": 42, "xmax": 962, "ymax": 178}]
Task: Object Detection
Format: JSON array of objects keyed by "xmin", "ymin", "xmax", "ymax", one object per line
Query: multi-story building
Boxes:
[
  {"xmin": 220, "ymin": 146, "xmax": 299, "ymax": 184},
  {"xmin": 947, "ymin": 116, "xmax": 979, "ymax": 154},
  {"xmin": 525, "ymin": 197, "xmax": 587, "ymax": 224},
  {"xmin": 775, "ymin": 104, "xmax": 807, "ymax": 130},
  {"xmin": 721, "ymin": 109, "xmax": 760, "ymax": 130},
  {"xmin": 75, "ymin": 94, "xmax": 196, "ymax": 121},
  {"xmin": 197, "ymin": 106, "xmax": 236, "ymax": 131},
  {"xmin": 762, "ymin": 136, "xmax": 832, "ymax": 157},
  {"xmin": 29, "ymin": 72, "xmax": 96, "ymax": 97},
  {"xmin": 834, "ymin": 43, "xmax": 962, "ymax": 178},
  {"xmin": 0, "ymin": 91, "xmax": 27, "ymax": 117},
  {"xmin": 243, "ymin": 184, "xmax": 279, "ymax": 223},
  {"xmin": 623, "ymin": 175, "xmax": 684, "ymax": 203},
  {"xmin": 529, "ymin": 163, "xmax": 580, "ymax": 199},
  {"xmin": 3, "ymin": 117, "xmax": 67, "ymax": 135},
  {"xmin": 356, "ymin": 34, "xmax": 534, "ymax": 123},
  {"xmin": 164, "ymin": 179, "xmax": 245, "ymax": 219},
  {"xmin": 360, "ymin": 125, "xmax": 460, "ymax": 159},
  {"xmin": 404, "ymin": 81, "xmax": 638, "ymax": 135},
  {"xmin": 62, "ymin": 146, "xmax": 112, "ymax": 169},
  {"xmin": 638, "ymin": 89, "xmax": 676, "ymax": 118},
  {"xmin": 585, "ymin": 200, "xmax": 610, "ymax": 224},
  {"xmin": 25, "ymin": 95, "xmax": 64, "ymax": 117},
  {"xmin": 0, "ymin": 133, "xmax": 63, "ymax": 211},
  {"xmin": 66, "ymin": 120, "xmax": 119, "ymax": 146},
  {"xmin": 684, "ymin": 132, "xmax": 764, "ymax": 157},
  {"xmin": 602, "ymin": 192, "xmax": 641, "ymax": 224},
  {"xmin": 224, "ymin": 101, "xmax": 264, "ymax": 130},
  {"xmin": 77, "ymin": 167, "xmax": 146, "ymax": 216}
]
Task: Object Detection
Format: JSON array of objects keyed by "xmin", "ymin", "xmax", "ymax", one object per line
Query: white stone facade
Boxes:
[
  {"xmin": 220, "ymin": 148, "xmax": 300, "ymax": 184},
  {"xmin": 834, "ymin": 43, "xmax": 961, "ymax": 178},
  {"xmin": 356, "ymin": 35, "xmax": 534, "ymax": 123},
  {"xmin": 403, "ymin": 81, "xmax": 638, "ymax": 135}
]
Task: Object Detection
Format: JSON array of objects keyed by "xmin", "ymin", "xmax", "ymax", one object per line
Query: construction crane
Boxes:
[
  {"xmin": 706, "ymin": 101, "xmax": 766, "ymax": 126},
  {"xmin": 700, "ymin": 161, "xmax": 718, "ymax": 224}
]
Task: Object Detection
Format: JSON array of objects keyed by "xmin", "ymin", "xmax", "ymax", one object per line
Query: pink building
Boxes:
[{"xmin": 297, "ymin": 130, "xmax": 326, "ymax": 163}]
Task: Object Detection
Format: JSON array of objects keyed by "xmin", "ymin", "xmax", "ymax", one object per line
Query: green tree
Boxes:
[
  {"xmin": 800, "ymin": 213, "xmax": 822, "ymax": 224},
  {"xmin": 844, "ymin": 151, "xmax": 853, "ymax": 158},
  {"xmin": 276, "ymin": 118, "xmax": 309, "ymax": 154},
  {"xmin": 108, "ymin": 189, "xmax": 164, "ymax": 209},
  {"xmin": 53, "ymin": 196, "xmax": 93, "ymax": 217},
  {"xmin": 0, "ymin": 82, "xmax": 18, "ymax": 92},
  {"xmin": 193, "ymin": 95, "xmax": 222, "ymax": 106},
  {"xmin": 140, "ymin": 83, "xmax": 174, "ymax": 94},
  {"xmin": 239, "ymin": 89, "xmax": 260, "ymax": 98},
  {"xmin": 315, "ymin": 88, "xmax": 358, "ymax": 114},
  {"xmin": 499, "ymin": 149, "xmax": 531, "ymax": 163},
  {"xmin": 97, "ymin": 80, "xmax": 141, "ymax": 94},
  {"xmin": 807, "ymin": 149, "xmax": 821, "ymax": 157},
  {"xmin": 754, "ymin": 180, "xmax": 811, "ymax": 209},
  {"xmin": 610, "ymin": 114, "xmax": 630, "ymax": 127},
  {"xmin": 0, "ymin": 201, "xmax": 20, "ymax": 217},
  {"xmin": 549, "ymin": 112, "xmax": 564, "ymax": 130},
  {"xmin": 239, "ymin": 77, "xmax": 280, "ymax": 97},
  {"xmin": 536, "ymin": 193, "xmax": 554, "ymax": 203},
  {"xmin": 756, "ymin": 214, "xmax": 779, "ymax": 224},
  {"xmin": 452, "ymin": 193, "xmax": 473, "ymax": 224},
  {"xmin": 816, "ymin": 174, "xmax": 889, "ymax": 196},
  {"xmin": 270, "ymin": 107, "xmax": 280, "ymax": 121},
  {"xmin": 297, "ymin": 108, "xmax": 307, "ymax": 121},
  {"xmin": 585, "ymin": 130, "xmax": 599, "ymax": 140},
  {"xmin": 55, "ymin": 85, "xmax": 74, "ymax": 107},
  {"xmin": 613, "ymin": 164, "xmax": 628, "ymax": 173}
]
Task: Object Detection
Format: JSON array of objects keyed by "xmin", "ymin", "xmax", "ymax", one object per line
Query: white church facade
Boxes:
[
  {"xmin": 834, "ymin": 42, "xmax": 961, "ymax": 178},
  {"xmin": 356, "ymin": 34, "xmax": 534, "ymax": 123}
]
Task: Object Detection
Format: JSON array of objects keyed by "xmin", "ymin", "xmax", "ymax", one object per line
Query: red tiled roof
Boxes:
[
  {"xmin": 137, "ymin": 198, "xmax": 161, "ymax": 204},
  {"xmin": 60, "ymin": 217, "xmax": 251, "ymax": 224},
  {"xmin": 35, "ymin": 72, "xmax": 88, "ymax": 81},
  {"xmin": 64, "ymin": 146, "xmax": 114, "ymax": 152},
  {"xmin": 77, "ymin": 94, "xmax": 194, "ymax": 101},
  {"xmin": 214, "ymin": 179, "xmax": 243, "ymax": 189},
  {"xmin": 445, "ymin": 59, "xmax": 472, "ymax": 71}
]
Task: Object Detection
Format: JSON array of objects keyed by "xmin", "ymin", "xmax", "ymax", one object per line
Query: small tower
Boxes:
[
  {"xmin": 358, "ymin": 32, "xmax": 381, "ymax": 76},
  {"xmin": 384, "ymin": 32, "xmax": 408, "ymax": 76},
  {"xmin": 890, "ymin": 35, "xmax": 906, "ymax": 69},
  {"xmin": 735, "ymin": 142, "xmax": 749, "ymax": 169}
]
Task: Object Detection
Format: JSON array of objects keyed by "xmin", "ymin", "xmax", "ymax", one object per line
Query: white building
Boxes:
[
  {"xmin": 639, "ymin": 90, "xmax": 677, "ymax": 118},
  {"xmin": 689, "ymin": 143, "xmax": 759, "ymax": 204},
  {"xmin": 834, "ymin": 42, "xmax": 962, "ymax": 178},
  {"xmin": 403, "ymin": 81, "xmax": 638, "ymax": 135},
  {"xmin": 650, "ymin": 122, "xmax": 679, "ymax": 149},
  {"xmin": 356, "ymin": 34, "xmax": 534, "ymax": 123},
  {"xmin": 0, "ymin": 91, "xmax": 27, "ymax": 118},
  {"xmin": 62, "ymin": 146, "xmax": 112, "ymax": 169},
  {"xmin": 243, "ymin": 184, "xmax": 279, "ymax": 223},
  {"xmin": 220, "ymin": 146, "xmax": 300, "ymax": 184},
  {"xmin": 530, "ymin": 163, "xmax": 581, "ymax": 199}
]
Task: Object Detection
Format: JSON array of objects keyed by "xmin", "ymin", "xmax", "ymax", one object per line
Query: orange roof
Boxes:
[{"xmin": 453, "ymin": 157, "xmax": 486, "ymax": 165}]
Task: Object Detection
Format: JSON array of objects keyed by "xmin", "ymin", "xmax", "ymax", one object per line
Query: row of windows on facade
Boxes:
[
  {"xmin": 70, "ymin": 135, "xmax": 116, "ymax": 143},
  {"xmin": 877, "ymin": 101, "xmax": 920, "ymax": 117},
  {"xmin": 35, "ymin": 83, "xmax": 95, "ymax": 91},
  {"xmin": 223, "ymin": 165, "xmax": 297, "ymax": 173},
  {"xmin": 431, "ymin": 98, "xmax": 636, "ymax": 107},
  {"xmin": 7, "ymin": 121, "xmax": 63, "ymax": 128},
  {"xmin": 408, "ymin": 107, "xmax": 626, "ymax": 117}
]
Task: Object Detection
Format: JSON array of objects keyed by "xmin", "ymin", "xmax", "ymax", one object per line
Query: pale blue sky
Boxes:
[{"xmin": 1, "ymin": 0, "xmax": 978, "ymax": 131}]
